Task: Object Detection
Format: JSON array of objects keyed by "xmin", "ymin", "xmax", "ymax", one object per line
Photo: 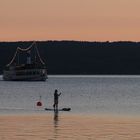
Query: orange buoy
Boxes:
[
  {"xmin": 36, "ymin": 96, "xmax": 43, "ymax": 106},
  {"xmin": 36, "ymin": 101, "xmax": 42, "ymax": 106}
]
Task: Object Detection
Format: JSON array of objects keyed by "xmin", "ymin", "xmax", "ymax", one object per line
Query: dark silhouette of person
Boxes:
[{"xmin": 53, "ymin": 89, "xmax": 61, "ymax": 111}]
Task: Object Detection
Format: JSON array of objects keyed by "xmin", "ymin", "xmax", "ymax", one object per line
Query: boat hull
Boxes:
[{"xmin": 3, "ymin": 69, "xmax": 47, "ymax": 81}]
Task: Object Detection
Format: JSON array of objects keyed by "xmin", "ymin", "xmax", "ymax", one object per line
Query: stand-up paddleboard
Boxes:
[{"xmin": 45, "ymin": 108, "xmax": 71, "ymax": 111}]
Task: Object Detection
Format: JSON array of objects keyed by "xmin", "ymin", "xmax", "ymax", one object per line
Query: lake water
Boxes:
[
  {"xmin": 0, "ymin": 75, "xmax": 140, "ymax": 116},
  {"xmin": 1, "ymin": 75, "xmax": 140, "ymax": 140}
]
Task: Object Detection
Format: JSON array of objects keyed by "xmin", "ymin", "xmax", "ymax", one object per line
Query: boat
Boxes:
[{"xmin": 3, "ymin": 42, "xmax": 47, "ymax": 81}]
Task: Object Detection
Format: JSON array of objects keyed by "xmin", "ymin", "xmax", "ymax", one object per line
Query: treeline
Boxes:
[{"xmin": 0, "ymin": 41, "xmax": 140, "ymax": 75}]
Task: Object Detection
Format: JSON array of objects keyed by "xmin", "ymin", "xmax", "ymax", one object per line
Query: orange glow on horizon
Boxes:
[{"xmin": 0, "ymin": 0, "xmax": 140, "ymax": 41}]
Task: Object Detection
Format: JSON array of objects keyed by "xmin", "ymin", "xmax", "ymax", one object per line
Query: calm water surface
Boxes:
[
  {"xmin": 0, "ymin": 75, "xmax": 140, "ymax": 116},
  {"xmin": 1, "ymin": 75, "xmax": 140, "ymax": 140}
]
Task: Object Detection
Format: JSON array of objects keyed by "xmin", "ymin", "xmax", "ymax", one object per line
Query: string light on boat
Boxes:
[{"xmin": 7, "ymin": 41, "xmax": 45, "ymax": 66}]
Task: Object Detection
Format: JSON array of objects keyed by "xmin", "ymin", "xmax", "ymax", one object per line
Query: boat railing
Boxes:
[{"xmin": 4, "ymin": 68, "xmax": 46, "ymax": 76}]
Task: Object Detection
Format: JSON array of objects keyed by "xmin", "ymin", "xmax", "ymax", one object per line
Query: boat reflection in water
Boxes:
[{"xmin": 3, "ymin": 42, "xmax": 47, "ymax": 81}]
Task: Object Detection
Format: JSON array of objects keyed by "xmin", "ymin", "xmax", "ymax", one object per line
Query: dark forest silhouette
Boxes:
[{"xmin": 1, "ymin": 41, "xmax": 140, "ymax": 75}]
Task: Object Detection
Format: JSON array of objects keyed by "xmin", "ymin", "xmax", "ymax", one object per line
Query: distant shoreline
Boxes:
[{"xmin": 1, "ymin": 41, "xmax": 140, "ymax": 75}]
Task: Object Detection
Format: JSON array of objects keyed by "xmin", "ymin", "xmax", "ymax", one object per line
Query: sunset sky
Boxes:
[{"xmin": 0, "ymin": 0, "xmax": 140, "ymax": 41}]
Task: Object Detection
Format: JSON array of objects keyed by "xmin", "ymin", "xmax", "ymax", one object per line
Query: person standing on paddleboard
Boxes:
[{"xmin": 53, "ymin": 89, "xmax": 61, "ymax": 111}]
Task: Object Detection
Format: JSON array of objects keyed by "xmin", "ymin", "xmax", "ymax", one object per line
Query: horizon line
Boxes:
[{"xmin": 0, "ymin": 40, "xmax": 140, "ymax": 43}]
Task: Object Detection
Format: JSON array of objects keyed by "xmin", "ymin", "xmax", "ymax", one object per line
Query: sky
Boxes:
[{"xmin": 0, "ymin": 0, "xmax": 140, "ymax": 41}]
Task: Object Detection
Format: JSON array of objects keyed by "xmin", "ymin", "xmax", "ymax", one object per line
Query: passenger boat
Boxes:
[{"xmin": 3, "ymin": 42, "xmax": 47, "ymax": 81}]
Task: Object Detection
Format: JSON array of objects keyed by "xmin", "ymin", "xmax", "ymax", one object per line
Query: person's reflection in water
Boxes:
[
  {"xmin": 54, "ymin": 109, "xmax": 59, "ymax": 127},
  {"xmin": 53, "ymin": 110, "xmax": 59, "ymax": 139}
]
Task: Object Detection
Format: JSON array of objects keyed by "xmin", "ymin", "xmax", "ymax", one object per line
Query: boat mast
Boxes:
[{"xmin": 26, "ymin": 50, "xmax": 31, "ymax": 64}]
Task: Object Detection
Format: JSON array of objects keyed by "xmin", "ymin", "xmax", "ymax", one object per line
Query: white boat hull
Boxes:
[{"xmin": 3, "ymin": 69, "xmax": 47, "ymax": 81}]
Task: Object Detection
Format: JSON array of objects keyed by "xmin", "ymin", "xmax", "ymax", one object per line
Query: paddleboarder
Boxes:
[{"xmin": 53, "ymin": 89, "xmax": 61, "ymax": 111}]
